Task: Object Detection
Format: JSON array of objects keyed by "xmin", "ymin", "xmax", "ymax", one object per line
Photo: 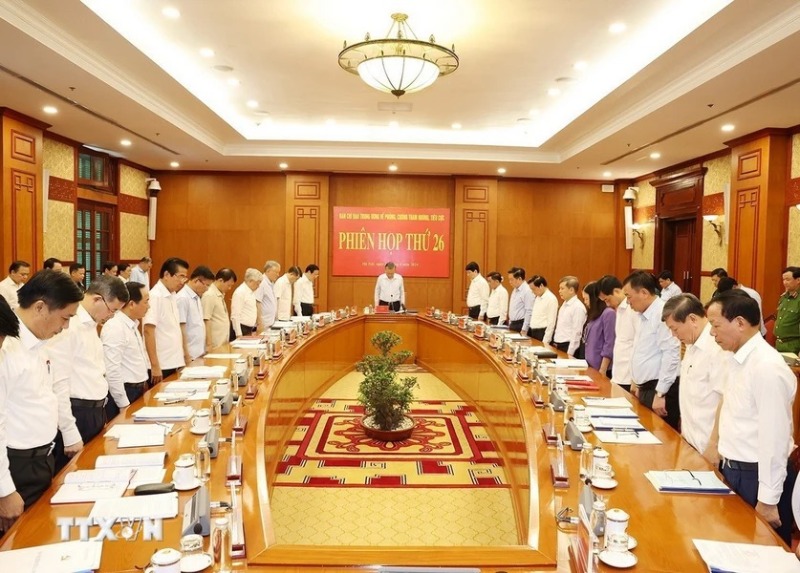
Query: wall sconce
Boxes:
[
  {"xmin": 623, "ymin": 187, "xmax": 638, "ymax": 202},
  {"xmin": 631, "ymin": 223, "xmax": 645, "ymax": 249},
  {"xmin": 703, "ymin": 214, "xmax": 724, "ymax": 245}
]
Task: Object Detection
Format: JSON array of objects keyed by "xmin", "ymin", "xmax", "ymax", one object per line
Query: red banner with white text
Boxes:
[{"xmin": 332, "ymin": 207, "xmax": 451, "ymax": 277}]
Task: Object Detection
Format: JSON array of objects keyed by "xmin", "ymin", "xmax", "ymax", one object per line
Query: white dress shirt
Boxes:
[
  {"xmin": 553, "ymin": 296, "xmax": 587, "ymax": 356},
  {"xmin": 143, "ymin": 281, "xmax": 185, "ymax": 370},
  {"xmin": 202, "ymin": 283, "xmax": 229, "ymax": 350},
  {"xmin": 101, "ymin": 311, "xmax": 150, "ymax": 408},
  {"xmin": 0, "ymin": 276, "xmax": 21, "ymax": 310},
  {"xmin": 679, "ymin": 322, "xmax": 727, "ymax": 454},
  {"xmin": 129, "ymin": 266, "xmax": 150, "ymax": 288},
  {"xmin": 487, "ymin": 285, "xmax": 509, "ymax": 324},
  {"xmin": 739, "ymin": 285, "xmax": 767, "ymax": 336},
  {"xmin": 230, "ymin": 282, "xmax": 257, "ymax": 336},
  {"xmin": 0, "ymin": 319, "xmax": 81, "ymax": 496},
  {"xmin": 630, "ymin": 297, "xmax": 681, "ymax": 395},
  {"xmin": 718, "ymin": 333, "xmax": 796, "ymax": 505},
  {"xmin": 257, "ymin": 276, "xmax": 277, "ymax": 330},
  {"xmin": 176, "ymin": 286, "xmax": 206, "ymax": 360},
  {"xmin": 466, "ymin": 274, "xmax": 490, "ymax": 318},
  {"xmin": 48, "ymin": 304, "xmax": 108, "ymax": 401},
  {"xmin": 529, "ymin": 288, "xmax": 558, "ymax": 345},
  {"xmin": 274, "ymin": 274, "xmax": 293, "ymax": 321},
  {"xmin": 293, "ymin": 274, "xmax": 314, "ymax": 316},
  {"xmin": 374, "ymin": 273, "xmax": 405, "ymax": 307},
  {"xmin": 611, "ymin": 298, "xmax": 638, "ymax": 387},
  {"xmin": 660, "ymin": 282, "xmax": 683, "ymax": 301}
]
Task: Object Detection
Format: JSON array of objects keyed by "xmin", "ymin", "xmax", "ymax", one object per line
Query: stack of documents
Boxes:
[
  {"xmin": 107, "ymin": 424, "xmax": 166, "ymax": 448},
  {"xmin": 50, "ymin": 468, "xmax": 135, "ymax": 504},
  {"xmin": 65, "ymin": 466, "xmax": 166, "ymax": 491},
  {"xmin": 133, "ymin": 405, "xmax": 193, "ymax": 422},
  {"xmin": 645, "ymin": 470, "xmax": 732, "ymax": 494},
  {"xmin": 693, "ymin": 539, "xmax": 800, "ymax": 572},
  {"xmin": 553, "ymin": 358, "xmax": 589, "ymax": 369},
  {"xmin": 230, "ymin": 338, "xmax": 266, "ymax": 349},
  {"xmin": 90, "ymin": 491, "xmax": 179, "ymax": 521},
  {"xmin": 181, "ymin": 365, "xmax": 228, "ymax": 379},
  {"xmin": 584, "ymin": 406, "xmax": 638, "ymax": 419},
  {"xmin": 593, "ymin": 430, "xmax": 662, "ymax": 444},
  {"xmin": 0, "ymin": 540, "xmax": 102, "ymax": 572},
  {"xmin": 96, "ymin": 452, "xmax": 166, "ymax": 469},
  {"xmin": 590, "ymin": 417, "xmax": 645, "ymax": 431},
  {"xmin": 583, "ymin": 396, "xmax": 632, "ymax": 408}
]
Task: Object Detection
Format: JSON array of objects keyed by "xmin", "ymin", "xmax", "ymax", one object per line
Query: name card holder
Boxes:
[
  {"xmin": 550, "ymin": 437, "xmax": 569, "ymax": 488},
  {"xmin": 205, "ymin": 426, "xmax": 220, "ymax": 458},
  {"xmin": 565, "ymin": 421, "xmax": 587, "ymax": 451},
  {"xmin": 181, "ymin": 485, "xmax": 211, "ymax": 536}
]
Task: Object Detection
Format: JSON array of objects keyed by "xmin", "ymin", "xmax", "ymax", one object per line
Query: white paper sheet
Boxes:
[
  {"xmin": 116, "ymin": 424, "xmax": 166, "ymax": 448},
  {"xmin": 584, "ymin": 406, "xmax": 638, "ymax": 419},
  {"xmin": 0, "ymin": 540, "xmax": 102, "ymax": 573},
  {"xmin": 204, "ymin": 353, "xmax": 242, "ymax": 359},
  {"xmin": 593, "ymin": 430, "xmax": 662, "ymax": 444},
  {"xmin": 590, "ymin": 417, "xmax": 645, "ymax": 431},
  {"xmin": 95, "ymin": 452, "xmax": 166, "ymax": 469},
  {"xmin": 105, "ymin": 423, "xmax": 173, "ymax": 439},
  {"xmin": 89, "ymin": 491, "xmax": 179, "ymax": 520},
  {"xmin": 162, "ymin": 380, "xmax": 211, "ymax": 392},
  {"xmin": 582, "ymin": 396, "xmax": 633, "ymax": 408},
  {"xmin": 644, "ymin": 471, "xmax": 732, "ymax": 494},
  {"xmin": 132, "ymin": 406, "xmax": 193, "ymax": 421},
  {"xmin": 154, "ymin": 391, "xmax": 210, "ymax": 402},
  {"xmin": 693, "ymin": 539, "xmax": 800, "ymax": 573},
  {"xmin": 180, "ymin": 365, "xmax": 228, "ymax": 379}
]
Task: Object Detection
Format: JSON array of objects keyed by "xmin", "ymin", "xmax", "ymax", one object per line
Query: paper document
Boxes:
[
  {"xmin": 644, "ymin": 470, "xmax": 732, "ymax": 494},
  {"xmin": 556, "ymin": 374, "xmax": 593, "ymax": 382},
  {"xmin": 593, "ymin": 430, "xmax": 662, "ymax": 444},
  {"xmin": 590, "ymin": 417, "xmax": 645, "ymax": 431},
  {"xmin": 117, "ymin": 424, "xmax": 166, "ymax": 448},
  {"xmin": 693, "ymin": 539, "xmax": 800, "ymax": 573},
  {"xmin": 505, "ymin": 333, "xmax": 529, "ymax": 341},
  {"xmin": 51, "ymin": 468, "xmax": 134, "ymax": 504},
  {"xmin": 162, "ymin": 380, "xmax": 211, "ymax": 393},
  {"xmin": 106, "ymin": 423, "xmax": 172, "ymax": 439},
  {"xmin": 133, "ymin": 405, "xmax": 193, "ymax": 421},
  {"xmin": 155, "ymin": 391, "xmax": 210, "ymax": 402},
  {"xmin": 553, "ymin": 358, "xmax": 589, "ymax": 368},
  {"xmin": 0, "ymin": 540, "xmax": 103, "ymax": 573},
  {"xmin": 90, "ymin": 491, "xmax": 179, "ymax": 521},
  {"xmin": 181, "ymin": 365, "xmax": 227, "ymax": 379},
  {"xmin": 95, "ymin": 452, "xmax": 166, "ymax": 469},
  {"xmin": 582, "ymin": 396, "xmax": 632, "ymax": 408},
  {"xmin": 204, "ymin": 353, "xmax": 243, "ymax": 359},
  {"xmin": 230, "ymin": 339, "xmax": 267, "ymax": 349},
  {"xmin": 584, "ymin": 406, "xmax": 638, "ymax": 419}
]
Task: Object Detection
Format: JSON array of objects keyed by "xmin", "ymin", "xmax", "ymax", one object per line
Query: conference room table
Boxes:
[{"xmin": 0, "ymin": 312, "xmax": 789, "ymax": 572}]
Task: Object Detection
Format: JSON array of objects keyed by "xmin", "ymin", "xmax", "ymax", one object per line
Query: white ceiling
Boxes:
[{"xmin": 1, "ymin": 0, "xmax": 800, "ymax": 180}]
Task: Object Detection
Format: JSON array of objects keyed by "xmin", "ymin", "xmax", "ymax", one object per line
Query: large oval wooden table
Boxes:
[{"xmin": 0, "ymin": 314, "xmax": 787, "ymax": 571}]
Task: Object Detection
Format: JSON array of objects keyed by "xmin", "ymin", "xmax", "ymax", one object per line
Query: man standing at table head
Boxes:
[
  {"xmin": 374, "ymin": 262, "xmax": 405, "ymax": 312},
  {"xmin": 177, "ymin": 265, "xmax": 214, "ymax": 363},
  {"xmin": 294, "ymin": 264, "xmax": 320, "ymax": 317},
  {"xmin": 775, "ymin": 266, "xmax": 800, "ymax": 354},
  {"xmin": 598, "ymin": 275, "xmax": 638, "ymax": 392},
  {"xmin": 231, "ymin": 268, "xmax": 262, "ymax": 336},
  {"xmin": 258, "ymin": 260, "xmax": 281, "ymax": 330},
  {"xmin": 130, "ymin": 256, "xmax": 152, "ymax": 288},
  {"xmin": 69, "ymin": 263, "xmax": 86, "ymax": 293},
  {"xmin": 507, "ymin": 268, "xmax": 533, "ymax": 333},
  {"xmin": 49, "ymin": 274, "xmax": 129, "ymax": 462},
  {"xmin": 623, "ymin": 270, "xmax": 681, "ymax": 430},
  {"xmin": 143, "ymin": 257, "xmax": 189, "ymax": 384},
  {"xmin": 707, "ymin": 289, "xmax": 796, "ymax": 545},
  {"xmin": 465, "ymin": 261, "xmax": 489, "ymax": 321},
  {"xmin": 658, "ymin": 270, "xmax": 682, "ymax": 301},
  {"xmin": 0, "ymin": 261, "xmax": 31, "ymax": 311},
  {"xmin": 274, "ymin": 266, "xmax": 300, "ymax": 321},
  {"xmin": 552, "ymin": 276, "xmax": 586, "ymax": 356},
  {"xmin": 0, "ymin": 270, "xmax": 84, "ymax": 529},
  {"xmin": 662, "ymin": 293, "xmax": 726, "ymax": 465},
  {"xmin": 528, "ymin": 275, "xmax": 558, "ymax": 344}
]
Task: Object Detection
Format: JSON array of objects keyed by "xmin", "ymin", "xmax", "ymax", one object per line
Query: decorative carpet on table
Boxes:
[{"xmin": 269, "ymin": 371, "xmax": 519, "ymax": 546}]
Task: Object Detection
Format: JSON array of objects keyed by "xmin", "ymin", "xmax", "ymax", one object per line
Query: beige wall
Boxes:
[
  {"xmin": 700, "ymin": 155, "xmax": 730, "ymax": 301},
  {"xmin": 119, "ymin": 164, "xmax": 150, "ymax": 260},
  {"xmin": 43, "ymin": 137, "xmax": 75, "ymax": 261},
  {"xmin": 789, "ymin": 133, "xmax": 800, "ymax": 266},
  {"xmin": 631, "ymin": 179, "xmax": 655, "ymax": 270}
]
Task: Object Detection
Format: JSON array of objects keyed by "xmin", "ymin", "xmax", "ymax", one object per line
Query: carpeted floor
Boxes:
[{"xmin": 269, "ymin": 371, "xmax": 519, "ymax": 546}]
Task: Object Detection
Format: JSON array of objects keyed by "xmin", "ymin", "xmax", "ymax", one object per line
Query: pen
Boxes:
[{"xmin": 210, "ymin": 501, "xmax": 231, "ymax": 509}]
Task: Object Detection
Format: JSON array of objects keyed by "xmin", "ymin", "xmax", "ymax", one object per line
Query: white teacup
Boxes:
[
  {"xmin": 191, "ymin": 409, "xmax": 211, "ymax": 433},
  {"xmin": 605, "ymin": 508, "xmax": 630, "ymax": 538},
  {"xmin": 605, "ymin": 532, "xmax": 630, "ymax": 553},
  {"xmin": 144, "ymin": 547, "xmax": 181, "ymax": 573},
  {"xmin": 173, "ymin": 455, "xmax": 196, "ymax": 489},
  {"xmin": 594, "ymin": 463, "xmax": 613, "ymax": 479}
]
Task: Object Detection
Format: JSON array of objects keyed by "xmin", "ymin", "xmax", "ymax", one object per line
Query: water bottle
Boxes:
[
  {"xmin": 212, "ymin": 516, "xmax": 232, "ymax": 573},
  {"xmin": 579, "ymin": 442, "xmax": 593, "ymax": 479},
  {"xmin": 590, "ymin": 498, "xmax": 606, "ymax": 537},
  {"xmin": 195, "ymin": 440, "xmax": 211, "ymax": 484},
  {"xmin": 211, "ymin": 399, "xmax": 222, "ymax": 427}
]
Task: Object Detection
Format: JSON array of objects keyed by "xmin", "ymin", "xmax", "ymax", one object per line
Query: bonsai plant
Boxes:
[{"xmin": 356, "ymin": 330, "xmax": 418, "ymax": 440}]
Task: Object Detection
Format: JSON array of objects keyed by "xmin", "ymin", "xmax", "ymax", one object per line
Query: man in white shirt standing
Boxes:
[
  {"xmin": 274, "ymin": 266, "xmax": 300, "ymax": 321},
  {"xmin": 0, "ymin": 261, "xmax": 31, "ymax": 310},
  {"xmin": 258, "ymin": 260, "xmax": 281, "ymax": 330},
  {"xmin": 0, "ymin": 271, "xmax": 84, "ymax": 529},
  {"xmin": 623, "ymin": 271, "xmax": 681, "ymax": 430},
  {"xmin": 231, "ymin": 268, "xmax": 262, "ymax": 336},
  {"xmin": 129, "ymin": 256, "xmax": 152, "ymax": 288},
  {"xmin": 465, "ymin": 261, "xmax": 490, "ymax": 320},
  {"xmin": 294, "ymin": 264, "xmax": 319, "ymax": 317},
  {"xmin": 143, "ymin": 257, "xmax": 189, "ymax": 384},
  {"xmin": 707, "ymin": 289, "xmax": 796, "ymax": 545},
  {"xmin": 485, "ymin": 272, "xmax": 508, "ymax": 325},
  {"xmin": 528, "ymin": 275, "xmax": 558, "ymax": 344},
  {"xmin": 552, "ymin": 276, "xmax": 587, "ymax": 356},
  {"xmin": 598, "ymin": 275, "xmax": 638, "ymax": 392},
  {"xmin": 49, "ymin": 275, "xmax": 129, "ymax": 462},
  {"xmin": 101, "ymin": 281, "xmax": 150, "ymax": 419},
  {"xmin": 177, "ymin": 265, "xmax": 214, "ymax": 363},
  {"xmin": 658, "ymin": 270, "xmax": 682, "ymax": 301},
  {"xmin": 662, "ymin": 293, "xmax": 726, "ymax": 464},
  {"xmin": 715, "ymin": 277, "xmax": 767, "ymax": 336},
  {"xmin": 374, "ymin": 262, "xmax": 405, "ymax": 312}
]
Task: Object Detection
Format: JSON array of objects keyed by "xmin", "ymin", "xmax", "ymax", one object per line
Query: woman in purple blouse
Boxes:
[{"xmin": 581, "ymin": 281, "xmax": 616, "ymax": 377}]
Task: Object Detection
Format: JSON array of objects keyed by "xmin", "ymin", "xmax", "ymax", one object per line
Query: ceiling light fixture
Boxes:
[
  {"xmin": 42, "ymin": 106, "xmax": 57, "ymax": 114},
  {"xmin": 246, "ymin": 100, "xmax": 259, "ymax": 109},
  {"xmin": 547, "ymin": 88, "xmax": 561, "ymax": 97},
  {"xmin": 170, "ymin": 161, "xmax": 180, "ymax": 168},
  {"xmin": 227, "ymin": 78, "xmax": 240, "ymax": 87},
  {"xmin": 162, "ymin": 6, "xmax": 180, "ymax": 19},
  {"xmin": 389, "ymin": 120, "xmax": 399, "ymax": 128},
  {"xmin": 338, "ymin": 13, "xmax": 458, "ymax": 98},
  {"xmin": 279, "ymin": 162, "xmax": 288, "ymax": 170},
  {"xmin": 721, "ymin": 123, "xmax": 735, "ymax": 132},
  {"xmin": 120, "ymin": 139, "xmax": 132, "ymax": 146},
  {"xmin": 388, "ymin": 163, "xmax": 399, "ymax": 172},
  {"xmin": 603, "ymin": 171, "xmax": 612, "ymax": 177},
  {"xmin": 574, "ymin": 61, "xmax": 588, "ymax": 71},
  {"xmin": 497, "ymin": 167, "xmax": 507, "ymax": 175},
  {"xmin": 609, "ymin": 22, "xmax": 626, "ymax": 34},
  {"xmin": 451, "ymin": 122, "xmax": 462, "ymax": 129},
  {"xmin": 199, "ymin": 48, "xmax": 215, "ymax": 58},
  {"xmin": 650, "ymin": 152, "xmax": 661, "ymax": 159}
]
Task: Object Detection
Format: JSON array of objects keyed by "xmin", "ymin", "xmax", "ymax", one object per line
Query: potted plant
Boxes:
[{"xmin": 356, "ymin": 330, "xmax": 418, "ymax": 441}]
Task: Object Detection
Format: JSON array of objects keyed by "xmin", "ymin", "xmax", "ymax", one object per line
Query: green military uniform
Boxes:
[{"xmin": 775, "ymin": 290, "xmax": 800, "ymax": 353}]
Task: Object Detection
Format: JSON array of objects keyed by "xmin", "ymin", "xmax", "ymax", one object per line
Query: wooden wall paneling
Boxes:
[
  {"xmin": 0, "ymin": 110, "xmax": 45, "ymax": 270},
  {"xmin": 151, "ymin": 173, "xmax": 287, "ymax": 280},
  {"xmin": 733, "ymin": 187, "xmax": 759, "ymax": 287},
  {"xmin": 453, "ymin": 178, "xmax": 497, "ymax": 313},
  {"xmin": 285, "ymin": 174, "xmax": 329, "ymax": 312}
]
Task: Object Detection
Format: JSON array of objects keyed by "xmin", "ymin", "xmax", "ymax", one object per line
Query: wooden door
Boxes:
[{"xmin": 672, "ymin": 219, "xmax": 695, "ymax": 292}]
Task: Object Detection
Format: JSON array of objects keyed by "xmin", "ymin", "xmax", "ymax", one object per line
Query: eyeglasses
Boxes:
[{"xmin": 98, "ymin": 296, "xmax": 112, "ymax": 313}]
